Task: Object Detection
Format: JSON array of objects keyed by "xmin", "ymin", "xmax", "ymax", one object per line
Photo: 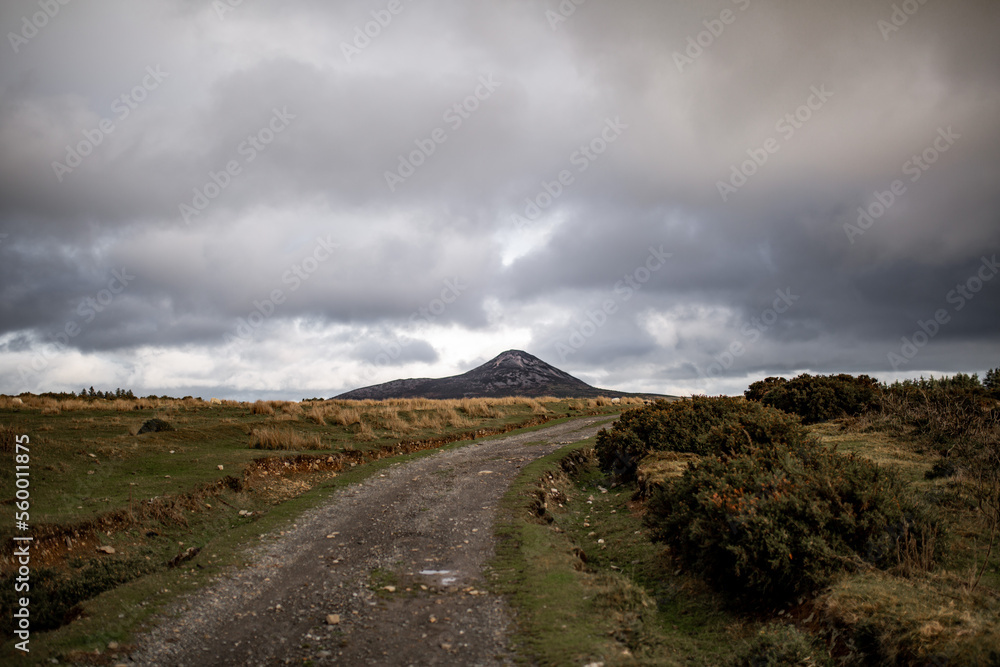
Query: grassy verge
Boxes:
[
  {"xmin": 492, "ymin": 421, "xmax": 1000, "ymax": 666},
  {"xmin": 0, "ymin": 400, "xmax": 624, "ymax": 665},
  {"xmin": 490, "ymin": 438, "xmax": 751, "ymax": 666}
]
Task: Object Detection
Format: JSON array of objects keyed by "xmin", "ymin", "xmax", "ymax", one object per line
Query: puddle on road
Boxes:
[{"xmin": 419, "ymin": 569, "xmax": 458, "ymax": 586}]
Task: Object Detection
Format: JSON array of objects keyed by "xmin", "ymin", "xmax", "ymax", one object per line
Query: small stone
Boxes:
[
  {"xmin": 326, "ymin": 614, "xmax": 340, "ymax": 625},
  {"xmin": 441, "ymin": 643, "xmax": 452, "ymax": 651},
  {"xmin": 107, "ymin": 641, "xmax": 119, "ymax": 650},
  {"xmin": 87, "ymin": 470, "xmax": 95, "ymax": 475},
  {"xmin": 217, "ymin": 465, "xmax": 224, "ymax": 470},
  {"xmin": 383, "ymin": 585, "xmax": 396, "ymax": 593},
  {"xmin": 97, "ymin": 546, "xmax": 116, "ymax": 554}
]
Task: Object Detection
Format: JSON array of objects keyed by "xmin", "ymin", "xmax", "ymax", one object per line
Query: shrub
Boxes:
[
  {"xmin": 645, "ymin": 441, "xmax": 942, "ymax": 606},
  {"xmin": 743, "ymin": 376, "xmax": 787, "ymax": 403},
  {"xmin": 594, "ymin": 397, "xmax": 807, "ymax": 480},
  {"xmin": 986, "ymin": 367, "xmax": 1000, "ymax": 396},
  {"xmin": 136, "ymin": 418, "xmax": 174, "ymax": 434},
  {"xmin": 866, "ymin": 375, "xmax": 997, "ymax": 446},
  {"xmin": 746, "ymin": 373, "xmax": 881, "ymax": 423},
  {"xmin": 0, "ymin": 555, "xmax": 155, "ymax": 635}
]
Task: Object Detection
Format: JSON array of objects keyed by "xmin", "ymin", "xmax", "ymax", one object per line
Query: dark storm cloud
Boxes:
[{"xmin": 1, "ymin": 0, "xmax": 998, "ymax": 396}]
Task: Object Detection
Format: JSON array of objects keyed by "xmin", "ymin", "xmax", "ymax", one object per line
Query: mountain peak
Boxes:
[
  {"xmin": 335, "ymin": 349, "xmax": 623, "ymax": 400},
  {"xmin": 487, "ymin": 349, "xmax": 539, "ymax": 368}
]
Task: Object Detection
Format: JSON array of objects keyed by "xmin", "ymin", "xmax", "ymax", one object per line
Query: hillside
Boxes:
[{"xmin": 335, "ymin": 350, "xmax": 646, "ymax": 400}]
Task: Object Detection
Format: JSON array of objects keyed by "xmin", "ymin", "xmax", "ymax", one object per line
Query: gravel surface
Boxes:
[{"xmin": 126, "ymin": 416, "xmax": 610, "ymax": 666}]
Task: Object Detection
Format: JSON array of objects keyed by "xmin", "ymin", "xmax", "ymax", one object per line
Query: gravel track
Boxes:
[{"xmin": 126, "ymin": 416, "xmax": 610, "ymax": 666}]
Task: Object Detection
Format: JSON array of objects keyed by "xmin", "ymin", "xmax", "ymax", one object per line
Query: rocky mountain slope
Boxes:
[{"xmin": 336, "ymin": 350, "xmax": 635, "ymax": 400}]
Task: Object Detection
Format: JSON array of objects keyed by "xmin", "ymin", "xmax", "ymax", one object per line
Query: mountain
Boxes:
[{"xmin": 335, "ymin": 350, "xmax": 634, "ymax": 400}]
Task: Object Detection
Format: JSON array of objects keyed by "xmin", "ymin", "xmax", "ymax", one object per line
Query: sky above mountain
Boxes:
[{"xmin": 1, "ymin": 0, "xmax": 998, "ymax": 400}]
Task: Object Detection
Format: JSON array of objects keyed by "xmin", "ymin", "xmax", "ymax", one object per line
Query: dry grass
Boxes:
[
  {"xmin": 248, "ymin": 426, "xmax": 323, "ymax": 450},
  {"xmin": 249, "ymin": 400, "xmax": 275, "ymax": 416},
  {"xmin": 305, "ymin": 406, "xmax": 326, "ymax": 425},
  {"xmin": 809, "ymin": 422, "xmax": 933, "ymax": 482},
  {"xmin": 0, "ymin": 422, "xmax": 17, "ymax": 453},
  {"xmin": 277, "ymin": 401, "xmax": 302, "ymax": 417},
  {"xmin": 817, "ymin": 570, "xmax": 1000, "ymax": 663},
  {"xmin": 457, "ymin": 398, "xmax": 496, "ymax": 418},
  {"xmin": 325, "ymin": 404, "xmax": 362, "ymax": 427}
]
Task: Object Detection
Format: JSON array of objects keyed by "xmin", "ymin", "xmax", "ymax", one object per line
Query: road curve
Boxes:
[{"xmin": 127, "ymin": 415, "xmax": 611, "ymax": 666}]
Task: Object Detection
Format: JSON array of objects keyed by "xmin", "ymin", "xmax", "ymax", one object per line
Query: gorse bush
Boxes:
[
  {"xmin": 604, "ymin": 397, "xmax": 943, "ymax": 606},
  {"xmin": 986, "ymin": 367, "xmax": 1000, "ymax": 396},
  {"xmin": 745, "ymin": 373, "xmax": 881, "ymax": 423},
  {"xmin": 594, "ymin": 397, "xmax": 806, "ymax": 479},
  {"xmin": 646, "ymin": 441, "xmax": 942, "ymax": 605},
  {"xmin": 0, "ymin": 555, "xmax": 155, "ymax": 635},
  {"xmin": 742, "ymin": 376, "xmax": 787, "ymax": 403},
  {"xmin": 861, "ymin": 374, "xmax": 999, "ymax": 446}
]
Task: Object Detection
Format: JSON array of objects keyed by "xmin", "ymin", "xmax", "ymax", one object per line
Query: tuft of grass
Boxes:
[
  {"xmin": 305, "ymin": 406, "xmax": 326, "ymax": 425},
  {"xmin": 249, "ymin": 400, "xmax": 275, "ymax": 416},
  {"xmin": 0, "ymin": 422, "xmax": 16, "ymax": 453},
  {"xmin": 734, "ymin": 623, "xmax": 832, "ymax": 667},
  {"xmin": 249, "ymin": 426, "xmax": 323, "ymax": 450}
]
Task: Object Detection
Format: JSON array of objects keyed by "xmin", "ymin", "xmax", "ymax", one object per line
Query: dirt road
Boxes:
[{"xmin": 128, "ymin": 415, "xmax": 611, "ymax": 666}]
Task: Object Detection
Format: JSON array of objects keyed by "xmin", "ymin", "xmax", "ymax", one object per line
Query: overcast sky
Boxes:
[{"xmin": 1, "ymin": 0, "xmax": 998, "ymax": 400}]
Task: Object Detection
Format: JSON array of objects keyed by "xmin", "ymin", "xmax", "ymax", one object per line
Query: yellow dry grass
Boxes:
[
  {"xmin": 249, "ymin": 400, "xmax": 275, "ymax": 416},
  {"xmin": 248, "ymin": 426, "xmax": 323, "ymax": 450},
  {"xmin": 818, "ymin": 570, "xmax": 1000, "ymax": 663}
]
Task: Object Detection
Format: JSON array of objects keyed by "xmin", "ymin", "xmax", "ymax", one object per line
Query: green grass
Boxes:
[
  {"xmin": 0, "ymin": 398, "xmax": 625, "ymax": 664},
  {"xmin": 1, "ymin": 401, "xmax": 595, "ymax": 529},
  {"xmin": 493, "ymin": 420, "xmax": 1000, "ymax": 666},
  {"xmin": 490, "ymin": 438, "xmax": 751, "ymax": 666}
]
